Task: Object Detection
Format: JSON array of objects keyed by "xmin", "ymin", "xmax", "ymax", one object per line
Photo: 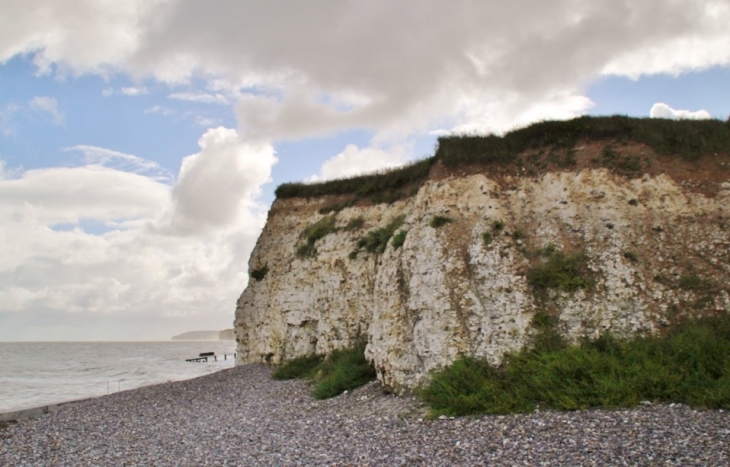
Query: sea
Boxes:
[{"xmin": 0, "ymin": 341, "xmax": 237, "ymax": 414}]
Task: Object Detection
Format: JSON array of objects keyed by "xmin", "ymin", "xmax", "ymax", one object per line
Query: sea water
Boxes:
[{"xmin": 0, "ymin": 341, "xmax": 237, "ymax": 413}]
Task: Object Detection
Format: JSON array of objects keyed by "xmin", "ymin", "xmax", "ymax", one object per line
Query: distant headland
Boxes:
[{"xmin": 171, "ymin": 329, "xmax": 235, "ymax": 341}]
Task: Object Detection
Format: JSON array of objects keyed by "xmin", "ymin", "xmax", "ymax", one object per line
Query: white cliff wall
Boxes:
[{"xmin": 235, "ymin": 169, "xmax": 730, "ymax": 392}]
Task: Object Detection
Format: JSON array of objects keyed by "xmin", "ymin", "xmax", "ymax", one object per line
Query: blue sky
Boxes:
[{"xmin": 1, "ymin": 1, "xmax": 729, "ymax": 341}]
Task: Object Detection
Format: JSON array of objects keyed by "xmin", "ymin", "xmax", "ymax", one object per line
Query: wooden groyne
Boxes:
[{"xmin": 185, "ymin": 352, "xmax": 236, "ymax": 363}]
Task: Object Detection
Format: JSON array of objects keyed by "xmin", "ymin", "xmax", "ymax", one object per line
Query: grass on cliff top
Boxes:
[
  {"xmin": 435, "ymin": 115, "xmax": 730, "ymax": 167},
  {"xmin": 276, "ymin": 158, "xmax": 433, "ymax": 200},
  {"xmin": 420, "ymin": 313, "xmax": 730, "ymax": 417},
  {"xmin": 272, "ymin": 343, "xmax": 377, "ymax": 400},
  {"xmin": 274, "ymin": 116, "xmax": 730, "ymax": 200}
]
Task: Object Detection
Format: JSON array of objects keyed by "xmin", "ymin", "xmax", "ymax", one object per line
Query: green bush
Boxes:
[
  {"xmin": 312, "ymin": 344, "xmax": 377, "ymax": 399},
  {"xmin": 430, "ymin": 215, "xmax": 453, "ymax": 228},
  {"xmin": 623, "ymin": 251, "xmax": 639, "ymax": 263},
  {"xmin": 392, "ymin": 229, "xmax": 408, "ymax": 249},
  {"xmin": 492, "ymin": 220, "xmax": 505, "ymax": 232},
  {"xmin": 357, "ymin": 215, "xmax": 406, "ymax": 254},
  {"xmin": 527, "ymin": 251, "xmax": 592, "ymax": 292},
  {"xmin": 482, "ymin": 231, "xmax": 493, "ymax": 246},
  {"xmin": 272, "ymin": 354, "xmax": 324, "ymax": 380},
  {"xmin": 344, "ymin": 216, "xmax": 365, "ymax": 231},
  {"xmin": 420, "ymin": 314, "xmax": 730, "ymax": 416},
  {"xmin": 296, "ymin": 215, "xmax": 338, "ymax": 258},
  {"xmin": 678, "ymin": 274, "xmax": 714, "ymax": 292},
  {"xmin": 250, "ymin": 263, "xmax": 269, "ymax": 281},
  {"xmin": 271, "ymin": 344, "xmax": 377, "ymax": 400}
]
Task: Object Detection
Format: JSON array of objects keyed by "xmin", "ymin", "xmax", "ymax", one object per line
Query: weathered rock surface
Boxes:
[{"xmin": 235, "ymin": 155, "xmax": 730, "ymax": 392}]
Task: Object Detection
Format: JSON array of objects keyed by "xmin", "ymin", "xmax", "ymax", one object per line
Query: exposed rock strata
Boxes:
[{"xmin": 235, "ymin": 163, "xmax": 730, "ymax": 392}]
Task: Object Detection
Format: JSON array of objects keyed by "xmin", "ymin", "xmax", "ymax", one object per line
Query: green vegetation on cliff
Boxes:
[
  {"xmin": 275, "ymin": 116, "xmax": 730, "ymax": 200},
  {"xmin": 420, "ymin": 313, "xmax": 730, "ymax": 416}
]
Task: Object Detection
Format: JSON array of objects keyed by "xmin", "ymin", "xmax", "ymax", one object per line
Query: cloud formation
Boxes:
[
  {"xmin": 650, "ymin": 102, "xmax": 712, "ymax": 120},
  {"xmin": 310, "ymin": 144, "xmax": 409, "ymax": 182},
  {"xmin": 29, "ymin": 96, "xmax": 64, "ymax": 125},
  {"xmin": 168, "ymin": 92, "xmax": 229, "ymax": 105},
  {"xmin": 63, "ymin": 145, "xmax": 172, "ymax": 180},
  {"xmin": 0, "ymin": 128, "xmax": 273, "ymax": 340},
  {"xmin": 163, "ymin": 127, "xmax": 275, "ymax": 235},
  {"xmin": 3, "ymin": 1, "xmax": 729, "ymax": 140}
]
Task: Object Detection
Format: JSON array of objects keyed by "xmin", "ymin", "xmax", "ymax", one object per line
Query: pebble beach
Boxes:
[{"xmin": 1, "ymin": 364, "xmax": 729, "ymax": 466}]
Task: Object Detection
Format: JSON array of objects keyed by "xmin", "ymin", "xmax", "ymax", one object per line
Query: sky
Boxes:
[{"xmin": 1, "ymin": 1, "xmax": 729, "ymax": 341}]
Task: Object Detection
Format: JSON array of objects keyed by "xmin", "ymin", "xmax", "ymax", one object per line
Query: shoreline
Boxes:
[
  {"xmin": 0, "ymin": 363, "xmax": 235, "ymax": 422},
  {"xmin": 2, "ymin": 364, "xmax": 729, "ymax": 466},
  {"xmin": 0, "ymin": 398, "xmax": 90, "ymax": 423}
]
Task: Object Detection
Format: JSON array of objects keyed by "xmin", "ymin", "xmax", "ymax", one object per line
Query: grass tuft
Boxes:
[
  {"xmin": 272, "ymin": 354, "xmax": 324, "ymax": 380},
  {"xmin": 420, "ymin": 313, "xmax": 730, "ymax": 416},
  {"xmin": 391, "ymin": 229, "xmax": 408, "ymax": 249},
  {"xmin": 250, "ymin": 263, "xmax": 269, "ymax": 282},
  {"xmin": 271, "ymin": 344, "xmax": 376, "ymax": 399},
  {"xmin": 357, "ymin": 215, "xmax": 406, "ymax": 254},
  {"xmin": 296, "ymin": 215, "xmax": 339, "ymax": 258},
  {"xmin": 482, "ymin": 231, "xmax": 493, "ymax": 247},
  {"xmin": 527, "ymin": 251, "xmax": 592, "ymax": 292},
  {"xmin": 344, "ymin": 216, "xmax": 365, "ymax": 231},
  {"xmin": 430, "ymin": 215, "xmax": 453, "ymax": 228},
  {"xmin": 312, "ymin": 344, "xmax": 377, "ymax": 399}
]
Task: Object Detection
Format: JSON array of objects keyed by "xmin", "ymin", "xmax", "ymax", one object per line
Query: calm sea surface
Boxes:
[{"xmin": 0, "ymin": 341, "xmax": 237, "ymax": 413}]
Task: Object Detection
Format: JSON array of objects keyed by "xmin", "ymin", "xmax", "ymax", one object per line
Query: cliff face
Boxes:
[{"xmin": 235, "ymin": 140, "xmax": 730, "ymax": 393}]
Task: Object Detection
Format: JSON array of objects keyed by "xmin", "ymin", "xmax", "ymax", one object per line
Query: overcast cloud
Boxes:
[{"xmin": 1, "ymin": 0, "xmax": 729, "ymax": 339}]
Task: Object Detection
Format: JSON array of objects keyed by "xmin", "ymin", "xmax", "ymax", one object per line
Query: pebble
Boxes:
[{"xmin": 1, "ymin": 364, "xmax": 729, "ymax": 466}]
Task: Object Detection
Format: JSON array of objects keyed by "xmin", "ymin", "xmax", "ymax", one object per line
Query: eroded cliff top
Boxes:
[{"xmin": 275, "ymin": 116, "xmax": 730, "ymax": 204}]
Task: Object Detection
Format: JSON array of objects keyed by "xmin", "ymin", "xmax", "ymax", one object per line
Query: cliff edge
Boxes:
[{"xmin": 235, "ymin": 116, "xmax": 730, "ymax": 392}]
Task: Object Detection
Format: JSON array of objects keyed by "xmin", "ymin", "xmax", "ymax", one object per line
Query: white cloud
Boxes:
[
  {"xmin": 162, "ymin": 127, "xmax": 276, "ymax": 235},
  {"xmin": 2, "ymin": 1, "xmax": 729, "ymax": 138},
  {"xmin": 103, "ymin": 86, "xmax": 149, "ymax": 96},
  {"xmin": 194, "ymin": 116, "xmax": 219, "ymax": 127},
  {"xmin": 63, "ymin": 145, "xmax": 174, "ymax": 183},
  {"xmin": 120, "ymin": 86, "xmax": 148, "ymax": 96},
  {"xmin": 29, "ymin": 96, "xmax": 64, "ymax": 125},
  {"xmin": 0, "ymin": 128, "xmax": 276, "ymax": 340},
  {"xmin": 650, "ymin": 102, "xmax": 712, "ymax": 120},
  {"xmin": 168, "ymin": 92, "xmax": 229, "ymax": 105},
  {"xmin": 0, "ymin": 103, "xmax": 20, "ymax": 136},
  {"xmin": 0, "ymin": 164, "xmax": 168, "ymax": 226},
  {"xmin": 144, "ymin": 105, "xmax": 174, "ymax": 116},
  {"xmin": 310, "ymin": 144, "xmax": 408, "ymax": 182}
]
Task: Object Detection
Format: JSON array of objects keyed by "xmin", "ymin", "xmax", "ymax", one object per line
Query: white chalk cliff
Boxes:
[{"xmin": 235, "ymin": 140, "xmax": 730, "ymax": 393}]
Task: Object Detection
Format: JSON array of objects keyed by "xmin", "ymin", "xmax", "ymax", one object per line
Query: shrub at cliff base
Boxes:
[
  {"xmin": 272, "ymin": 354, "xmax": 323, "ymax": 380},
  {"xmin": 420, "ymin": 314, "xmax": 730, "ymax": 417},
  {"xmin": 271, "ymin": 343, "xmax": 376, "ymax": 400}
]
